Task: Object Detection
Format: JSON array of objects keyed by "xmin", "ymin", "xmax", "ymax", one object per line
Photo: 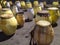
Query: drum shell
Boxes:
[
  {"xmin": 33, "ymin": 6, "xmax": 42, "ymax": 16},
  {"xmin": 20, "ymin": 1, "xmax": 26, "ymax": 9},
  {"xmin": 16, "ymin": 13, "xmax": 25, "ymax": 27},
  {"xmin": 48, "ymin": 9, "xmax": 59, "ymax": 24},
  {"xmin": 33, "ymin": 24, "xmax": 54, "ymax": 45},
  {"xmin": 0, "ymin": 16, "xmax": 18, "ymax": 35},
  {"xmin": 33, "ymin": 1, "xmax": 39, "ymax": 7},
  {"xmin": 26, "ymin": 2, "xmax": 32, "ymax": 9}
]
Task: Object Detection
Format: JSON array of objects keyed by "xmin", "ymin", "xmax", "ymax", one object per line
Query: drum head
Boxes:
[
  {"xmin": 48, "ymin": 7, "xmax": 58, "ymax": 10},
  {"xmin": 36, "ymin": 20, "xmax": 51, "ymax": 27},
  {"xmin": 2, "ymin": 8, "xmax": 10, "ymax": 11}
]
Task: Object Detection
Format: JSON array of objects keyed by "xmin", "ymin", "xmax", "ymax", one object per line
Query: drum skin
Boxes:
[
  {"xmin": 31, "ymin": 20, "xmax": 54, "ymax": 45},
  {"xmin": 0, "ymin": 15, "xmax": 18, "ymax": 36}
]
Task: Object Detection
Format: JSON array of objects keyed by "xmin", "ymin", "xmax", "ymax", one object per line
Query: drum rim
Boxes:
[
  {"xmin": 36, "ymin": 20, "xmax": 51, "ymax": 27},
  {"xmin": 2, "ymin": 8, "xmax": 11, "ymax": 11},
  {"xmin": 48, "ymin": 7, "xmax": 58, "ymax": 10},
  {"xmin": 0, "ymin": 14, "xmax": 14, "ymax": 19}
]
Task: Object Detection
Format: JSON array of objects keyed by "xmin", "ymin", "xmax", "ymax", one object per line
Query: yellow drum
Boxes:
[
  {"xmin": 48, "ymin": 7, "xmax": 59, "ymax": 24},
  {"xmin": 20, "ymin": 1, "xmax": 26, "ymax": 9},
  {"xmin": 52, "ymin": 1, "xmax": 59, "ymax": 7},
  {"xmin": 11, "ymin": 5, "xmax": 18, "ymax": 16},
  {"xmin": 33, "ymin": 5, "xmax": 42, "ymax": 17},
  {"xmin": 2, "ymin": 0, "xmax": 7, "ymax": 8},
  {"xmin": 33, "ymin": 1, "xmax": 39, "ymax": 7},
  {"xmin": 0, "ymin": 14, "xmax": 18, "ymax": 36},
  {"xmin": 0, "ymin": 8, "xmax": 13, "ymax": 15},
  {"xmin": 26, "ymin": 2, "xmax": 32, "ymax": 9},
  {"xmin": 31, "ymin": 20, "xmax": 54, "ymax": 45},
  {"xmin": 16, "ymin": 11, "xmax": 25, "ymax": 27},
  {"xmin": 35, "ymin": 10, "xmax": 49, "ymax": 22}
]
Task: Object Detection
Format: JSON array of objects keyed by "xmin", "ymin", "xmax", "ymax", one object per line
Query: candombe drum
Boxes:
[
  {"xmin": 1, "ymin": 0, "xmax": 7, "ymax": 8},
  {"xmin": 39, "ymin": 2, "xmax": 44, "ymax": 9},
  {"xmin": 20, "ymin": 1, "xmax": 26, "ymax": 9},
  {"xmin": 27, "ymin": 8, "xmax": 34, "ymax": 21},
  {"xmin": 0, "ymin": 14, "xmax": 18, "ymax": 36},
  {"xmin": 26, "ymin": 2, "xmax": 32, "ymax": 9},
  {"xmin": 16, "ymin": 10, "xmax": 25, "ymax": 27},
  {"xmin": 52, "ymin": 1, "xmax": 59, "ymax": 7},
  {"xmin": 35, "ymin": 10, "xmax": 49, "ymax": 22},
  {"xmin": 30, "ymin": 20, "xmax": 54, "ymax": 45},
  {"xmin": 15, "ymin": 1, "xmax": 21, "ymax": 8},
  {"xmin": 11, "ymin": 5, "xmax": 18, "ymax": 16},
  {"xmin": 48, "ymin": 7, "xmax": 59, "ymax": 24},
  {"xmin": 6, "ymin": 1, "xmax": 10, "ymax": 8},
  {"xmin": 33, "ymin": 5, "xmax": 42, "ymax": 18},
  {"xmin": 23, "ymin": 9, "xmax": 28, "ymax": 22},
  {"xmin": 24, "ymin": 8, "xmax": 34, "ymax": 22},
  {"xmin": 33, "ymin": 0, "xmax": 39, "ymax": 7},
  {"xmin": 0, "ymin": 8, "xmax": 13, "ymax": 15}
]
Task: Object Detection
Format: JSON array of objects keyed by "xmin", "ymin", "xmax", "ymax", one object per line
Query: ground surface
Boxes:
[{"xmin": 0, "ymin": 18, "xmax": 60, "ymax": 45}]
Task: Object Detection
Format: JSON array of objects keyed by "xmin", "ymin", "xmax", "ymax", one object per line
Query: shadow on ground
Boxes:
[
  {"xmin": 0, "ymin": 32, "xmax": 14, "ymax": 42},
  {"xmin": 51, "ymin": 23, "xmax": 58, "ymax": 28},
  {"xmin": 17, "ymin": 25, "xmax": 23, "ymax": 29}
]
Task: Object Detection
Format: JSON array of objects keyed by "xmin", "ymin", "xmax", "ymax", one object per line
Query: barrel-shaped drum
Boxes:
[
  {"xmin": 31, "ymin": 20, "xmax": 54, "ymax": 45},
  {"xmin": 20, "ymin": 1, "xmax": 26, "ymax": 9},
  {"xmin": 35, "ymin": 10, "xmax": 49, "ymax": 22},
  {"xmin": 52, "ymin": 1, "xmax": 59, "ymax": 7},
  {"xmin": 26, "ymin": 2, "xmax": 32, "ymax": 9},
  {"xmin": 33, "ymin": 1, "xmax": 39, "ymax": 7},
  {"xmin": 48, "ymin": 7, "xmax": 59, "ymax": 24},
  {"xmin": 16, "ymin": 11, "xmax": 25, "ymax": 27},
  {"xmin": 0, "ymin": 14, "xmax": 18, "ymax": 35},
  {"xmin": 15, "ymin": 1, "xmax": 21, "ymax": 8},
  {"xmin": 33, "ymin": 5, "xmax": 42, "ymax": 17}
]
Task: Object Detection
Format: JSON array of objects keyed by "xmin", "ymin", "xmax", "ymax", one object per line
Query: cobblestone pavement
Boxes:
[{"xmin": 0, "ymin": 18, "xmax": 60, "ymax": 45}]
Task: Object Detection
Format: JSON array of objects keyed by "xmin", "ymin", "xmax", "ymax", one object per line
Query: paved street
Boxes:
[{"xmin": 0, "ymin": 18, "xmax": 60, "ymax": 45}]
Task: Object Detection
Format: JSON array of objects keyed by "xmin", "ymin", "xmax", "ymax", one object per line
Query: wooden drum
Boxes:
[
  {"xmin": 16, "ymin": 11, "xmax": 25, "ymax": 27},
  {"xmin": 30, "ymin": 20, "xmax": 54, "ymax": 45},
  {"xmin": 48, "ymin": 7, "xmax": 59, "ymax": 24},
  {"xmin": 0, "ymin": 14, "xmax": 18, "ymax": 36},
  {"xmin": 35, "ymin": 10, "xmax": 49, "ymax": 22}
]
